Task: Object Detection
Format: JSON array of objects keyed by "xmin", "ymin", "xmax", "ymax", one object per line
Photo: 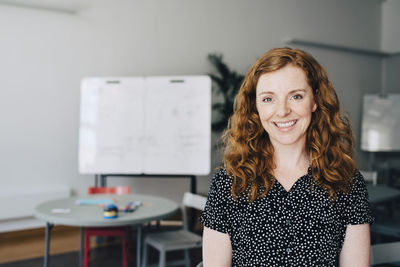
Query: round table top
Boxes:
[{"xmin": 34, "ymin": 194, "xmax": 179, "ymax": 227}]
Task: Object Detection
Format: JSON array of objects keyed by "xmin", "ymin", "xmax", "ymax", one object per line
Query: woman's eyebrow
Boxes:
[
  {"xmin": 257, "ymin": 88, "xmax": 307, "ymax": 96},
  {"xmin": 257, "ymin": 91, "xmax": 275, "ymax": 96},
  {"xmin": 290, "ymin": 89, "xmax": 307, "ymax": 94}
]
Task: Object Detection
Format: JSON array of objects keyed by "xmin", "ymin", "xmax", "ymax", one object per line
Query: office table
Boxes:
[{"xmin": 34, "ymin": 194, "xmax": 179, "ymax": 267}]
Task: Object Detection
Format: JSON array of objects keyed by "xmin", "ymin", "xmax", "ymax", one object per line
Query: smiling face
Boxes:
[{"xmin": 256, "ymin": 64, "xmax": 317, "ymax": 149}]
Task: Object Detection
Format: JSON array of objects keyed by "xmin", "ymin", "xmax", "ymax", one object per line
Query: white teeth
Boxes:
[{"xmin": 275, "ymin": 120, "xmax": 296, "ymax": 128}]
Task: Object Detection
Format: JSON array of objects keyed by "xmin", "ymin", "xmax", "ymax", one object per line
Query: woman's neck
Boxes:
[
  {"xmin": 271, "ymin": 142, "xmax": 310, "ymax": 191},
  {"xmin": 272, "ymin": 142, "xmax": 309, "ymax": 171}
]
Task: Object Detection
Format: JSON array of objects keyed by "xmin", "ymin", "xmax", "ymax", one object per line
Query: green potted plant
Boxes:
[{"xmin": 208, "ymin": 53, "xmax": 244, "ymax": 132}]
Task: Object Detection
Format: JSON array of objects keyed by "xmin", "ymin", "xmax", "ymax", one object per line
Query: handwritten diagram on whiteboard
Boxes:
[{"xmin": 79, "ymin": 76, "xmax": 211, "ymax": 175}]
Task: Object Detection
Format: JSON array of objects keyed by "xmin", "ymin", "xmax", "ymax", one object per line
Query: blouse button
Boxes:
[
  {"xmin": 286, "ymin": 219, "xmax": 291, "ymax": 226},
  {"xmin": 286, "ymin": 248, "xmax": 292, "ymax": 254}
]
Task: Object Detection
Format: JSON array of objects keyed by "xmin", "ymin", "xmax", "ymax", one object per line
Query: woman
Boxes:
[{"xmin": 200, "ymin": 47, "xmax": 373, "ymax": 266}]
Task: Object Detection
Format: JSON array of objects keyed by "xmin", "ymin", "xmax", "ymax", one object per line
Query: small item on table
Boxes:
[
  {"xmin": 103, "ymin": 203, "xmax": 119, "ymax": 219},
  {"xmin": 76, "ymin": 198, "xmax": 117, "ymax": 205},
  {"xmin": 121, "ymin": 200, "xmax": 143, "ymax": 213},
  {"xmin": 51, "ymin": 208, "xmax": 71, "ymax": 214}
]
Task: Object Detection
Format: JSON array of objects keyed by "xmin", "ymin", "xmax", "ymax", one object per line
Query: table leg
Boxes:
[
  {"xmin": 80, "ymin": 227, "xmax": 84, "ymax": 267},
  {"xmin": 44, "ymin": 222, "xmax": 54, "ymax": 267},
  {"xmin": 137, "ymin": 225, "xmax": 142, "ymax": 267}
]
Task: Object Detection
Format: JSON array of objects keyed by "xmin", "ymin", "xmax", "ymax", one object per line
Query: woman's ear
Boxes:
[
  {"xmin": 312, "ymin": 88, "xmax": 318, "ymax": 112},
  {"xmin": 312, "ymin": 102, "xmax": 317, "ymax": 112}
]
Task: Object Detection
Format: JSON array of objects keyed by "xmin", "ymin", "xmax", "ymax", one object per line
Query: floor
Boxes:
[
  {"xmin": 0, "ymin": 226, "xmax": 81, "ymax": 264},
  {"xmin": 0, "ymin": 244, "xmax": 202, "ymax": 267},
  {"xmin": 0, "ymin": 224, "xmax": 202, "ymax": 267}
]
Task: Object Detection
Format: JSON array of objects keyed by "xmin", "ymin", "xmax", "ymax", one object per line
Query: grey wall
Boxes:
[
  {"xmin": 382, "ymin": 0, "xmax": 400, "ymax": 95},
  {"xmin": 382, "ymin": 0, "xmax": 400, "ymax": 53},
  {"xmin": 379, "ymin": 0, "xmax": 400, "ymax": 176},
  {"xmin": 0, "ymin": 0, "xmax": 390, "ymax": 205},
  {"xmin": 386, "ymin": 56, "xmax": 400, "ymax": 94}
]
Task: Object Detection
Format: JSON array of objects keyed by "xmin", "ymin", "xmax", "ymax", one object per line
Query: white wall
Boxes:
[
  {"xmin": 0, "ymin": 0, "xmax": 385, "ymax": 213},
  {"xmin": 0, "ymin": 7, "xmax": 85, "ymax": 189}
]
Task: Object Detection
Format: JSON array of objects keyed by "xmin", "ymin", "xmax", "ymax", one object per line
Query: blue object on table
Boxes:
[
  {"xmin": 76, "ymin": 198, "xmax": 114, "ymax": 205},
  {"xmin": 103, "ymin": 204, "xmax": 118, "ymax": 219}
]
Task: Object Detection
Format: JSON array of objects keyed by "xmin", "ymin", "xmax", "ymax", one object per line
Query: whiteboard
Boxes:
[
  {"xmin": 361, "ymin": 94, "xmax": 400, "ymax": 152},
  {"xmin": 79, "ymin": 76, "xmax": 211, "ymax": 175}
]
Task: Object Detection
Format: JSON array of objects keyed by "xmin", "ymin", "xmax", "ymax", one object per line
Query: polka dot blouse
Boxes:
[{"xmin": 200, "ymin": 168, "xmax": 374, "ymax": 266}]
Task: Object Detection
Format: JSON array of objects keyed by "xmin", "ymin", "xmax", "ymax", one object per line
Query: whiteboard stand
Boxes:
[{"xmin": 95, "ymin": 173, "xmax": 197, "ymax": 194}]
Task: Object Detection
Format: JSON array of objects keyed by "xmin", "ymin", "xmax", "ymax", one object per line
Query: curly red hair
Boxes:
[{"xmin": 222, "ymin": 47, "xmax": 355, "ymax": 202}]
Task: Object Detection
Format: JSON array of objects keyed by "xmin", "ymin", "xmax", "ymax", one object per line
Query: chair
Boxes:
[
  {"xmin": 87, "ymin": 186, "xmax": 131, "ymax": 195},
  {"xmin": 371, "ymin": 241, "xmax": 400, "ymax": 265},
  {"xmin": 142, "ymin": 192, "xmax": 207, "ymax": 267},
  {"xmin": 360, "ymin": 170, "xmax": 378, "ymax": 186},
  {"xmin": 84, "ymin": 186, "xmax": 132, "ymax": 267}
]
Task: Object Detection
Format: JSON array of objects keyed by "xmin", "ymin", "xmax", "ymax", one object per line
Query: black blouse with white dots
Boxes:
[{"xmin": 200, "ymin": 167, "xmax": 374, "ymax": 266}]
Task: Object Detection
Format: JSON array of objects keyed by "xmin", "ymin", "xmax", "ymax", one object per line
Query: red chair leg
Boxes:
[
  {"xmin": 126, "ymin": 227, "xmax": 134, "ymax": 261},
  {"xmin": 122, "ymin": 235, "xmax": 127, "ymax": 267},
  {"xmin": 84, "ymin": 231, "xmax": 90, "ymax": 267},
  {"xmin": 84, "ymin": 227, "xmax": 130, "ymax": 267}
]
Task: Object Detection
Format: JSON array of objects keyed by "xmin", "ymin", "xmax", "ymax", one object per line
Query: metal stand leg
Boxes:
[
  {"xmin": 100, "ymin": 175, "xmax": 107, "ymax": 187},
  {"xmin": 44, "ymin": 223, "xmax": 54, "ymax": 267},
  {"xmin": 190, "ymin": 175, "xmax": 196, "ymax": 194},
  {"xmin": 190, "ymin": 176, "xmax": 197, "ymax": 231},
  {"xmin": 184, "ymin": 249, "xmax": 190, "ymax": 267},
  {"xmin": 142, "ymin": 243, "xmax": 148, "ymax": 267},
  {"xmin": 137, "ymin": 225, "xmax": 142, "ymax": 267},
  {"xmin": 80, "ymin": 227, "xmax": 84, "ymax": 267},
  {"xmin": 159, "ymin": 250, "xmax": 166, "ymax": 267},
  {"xmin": 368, "ymin": 152, "xmax": 375, "ymax": 171}
]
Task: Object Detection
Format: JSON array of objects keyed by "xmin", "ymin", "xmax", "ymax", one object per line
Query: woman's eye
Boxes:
[
  {"xmin": 263, "ymin": 97, "xmax": 273, "ymax": 102},
  {"xmin": 292, "ymin": 94, "xmax": 303, "ymax": 100}
]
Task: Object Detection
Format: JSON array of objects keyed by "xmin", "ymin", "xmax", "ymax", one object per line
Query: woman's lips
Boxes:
[{"xmin": 273, "ymin": 120, "xmax": 297, "ymax": 128}]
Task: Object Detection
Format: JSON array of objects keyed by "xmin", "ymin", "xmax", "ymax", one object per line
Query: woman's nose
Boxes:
[{"xmin": 276, "ymin": 100, "xmax": 291, "ymax": 117}]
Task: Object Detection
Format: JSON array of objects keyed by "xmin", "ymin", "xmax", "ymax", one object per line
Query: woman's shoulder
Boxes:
[
  {"xmin": 210, "ymin": 167, "xmax": 233, "ymax": 198},
  {"xmin": 350, "ymin": 169, "xmax": 368, "ymax": 190},
  {"xmin": 213, "ymin": 167, "xmax": 231, "ymax": 178},
  {"xmin": 209, "ymin": 167, "xmax": 234, "ymax": 193},
  {"xmin": 337, "ymin": 169, "xmax": 369, "ymax": 199},
  {"xmin": 340, "ymin": 169, "xmax": 374, "ymax": 224}
]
